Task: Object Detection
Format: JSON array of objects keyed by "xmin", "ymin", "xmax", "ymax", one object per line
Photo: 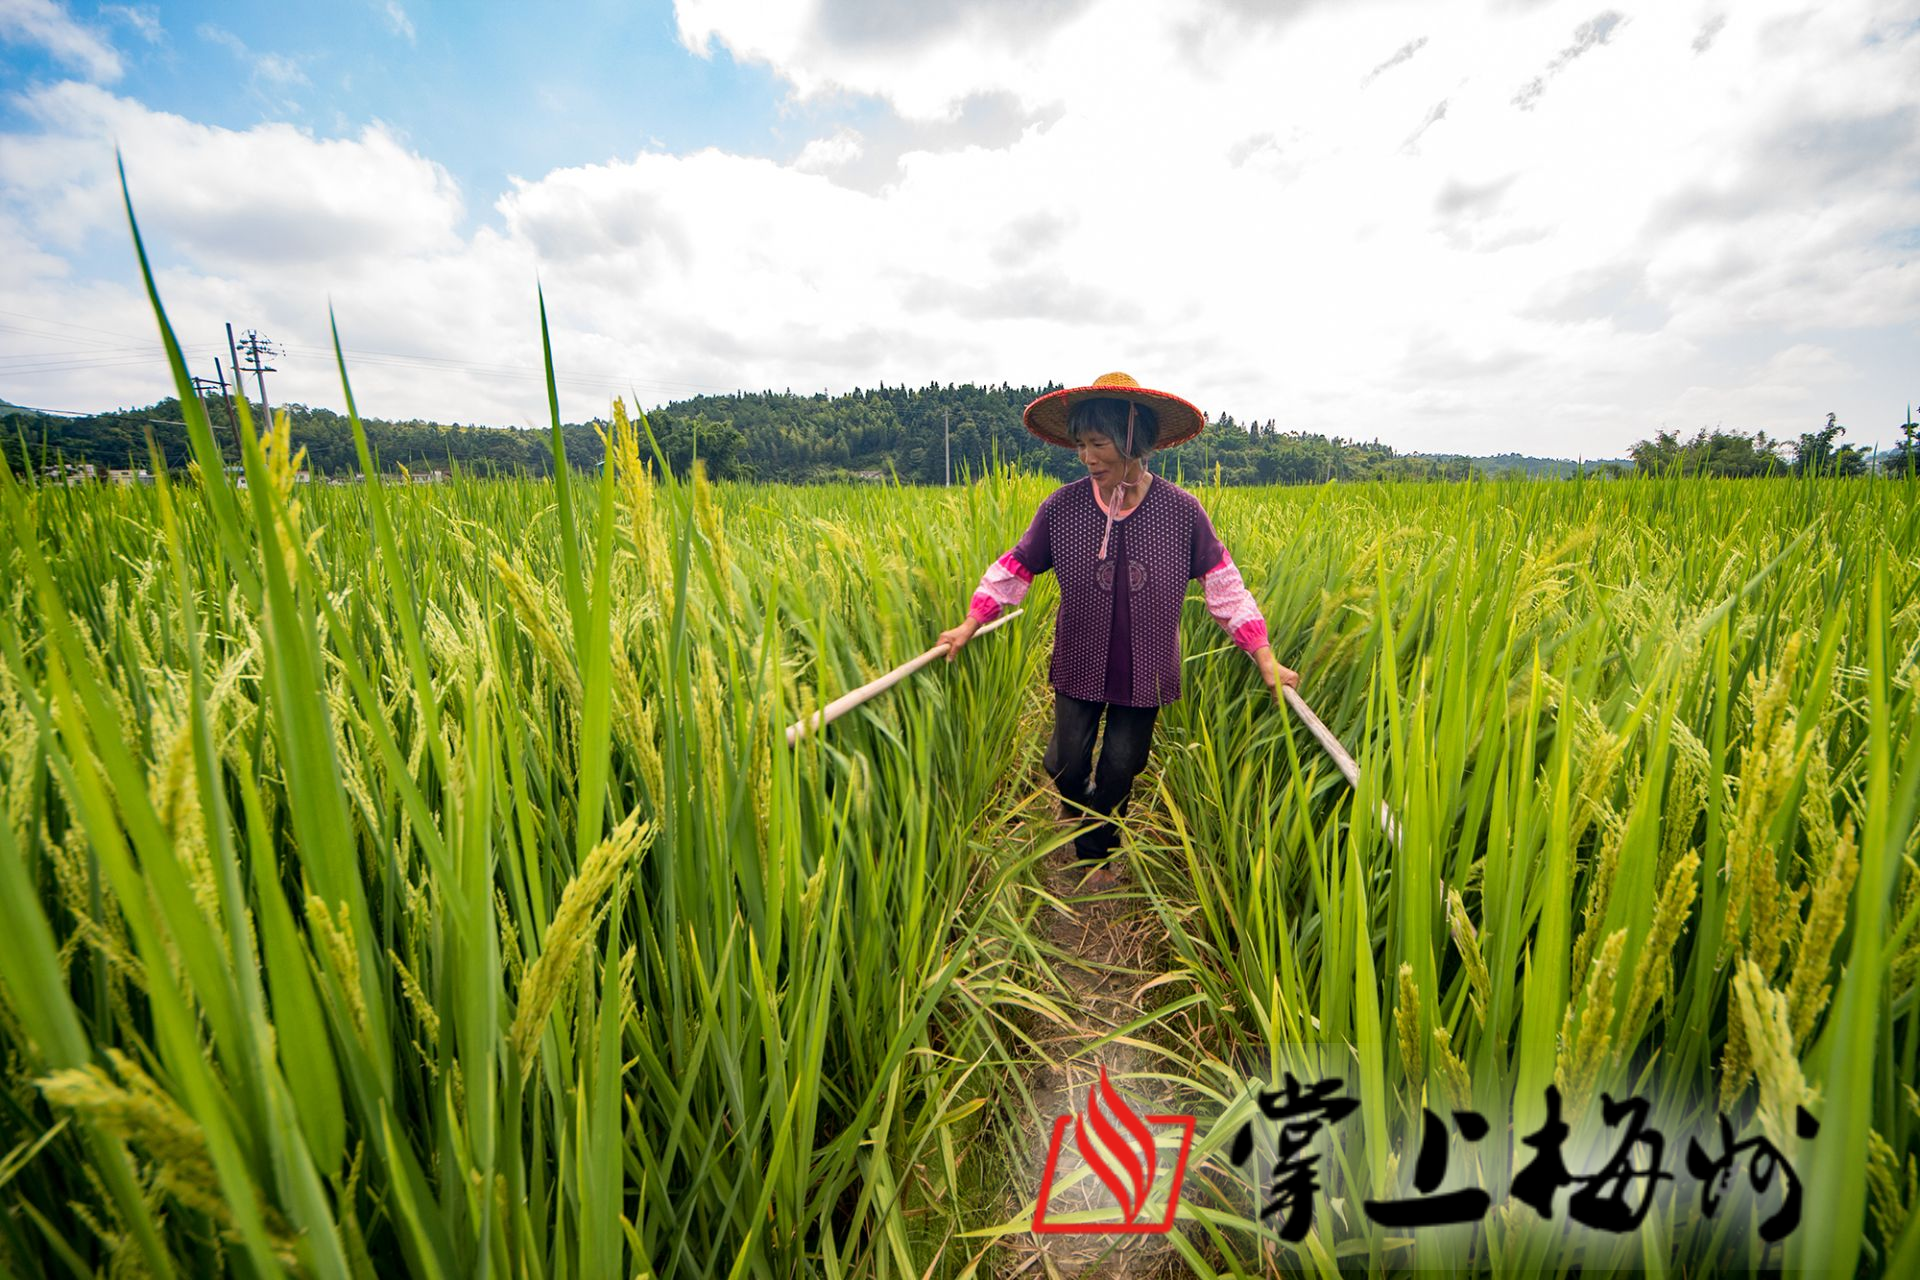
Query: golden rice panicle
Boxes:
[
  {"xmin": 1572, "ymin": 819, "xmax": 1625, "ymax": 982},
  {"xmin": 39, "ymin": 1051, "xmax": 300, "ymax": 1264},
  {"xmin": 307, "ymin": 894, "xmax": 369, "ymax": 1039},
  {"xmin": 388, "ymin": 946, "xmax": 440, "ymax": 1047},
  {"xmin": 1616, "ymin": 849, "xmax": 1701, "ymax": 1057},
  {"xmin": 1799, "ymin": 732, "xmax": 1841, "ymax": 861},
  {"xmin": 45, "ymin": 823, "xmax": 136, "ymax": 998},
  {"xmin": 610, "ymin": 398, "xmax": 671, "ymax": 596},
  {"xmin": 495, "ymin": 887, "xmax": 524, "ymax": 988},
  {"xmin": 1555, "ymin": 926, "xmax": 1625, "ymax": 1117},
  {"xmin": 1568, "ymin": 700, "xmax": 1626, "ymax": 851},
  {"xmin": 748, "ymin": 679, "xmax": 773, "ymax": 857},
  {"xmin": 71, "ymin": 609, "xmax": 137, "ymax": 735},
  {"xmin": 1721, "ymin": 633, "xmax": 1805, "ymax": 961},
  {"xmin": 1747, "ymin": 836, "xmax": 1801, "ymax": 984},
  {"xmin": 695, "ymin": 647, "xmax": 728, "ymax": 804},
  {"xmin": 1731, "ymin": 958, "xmax": 1813, "ymax": 1154},
  {"xmin": 423, "ymin": 598, "xmax": 469, "ymax": 675},
  {"xmin": 38, "ymin": 1050, "xmax": 204, "ymax": 1177},
  {"xmin": 1394, "ymin": 962, "xmax": 1422, "ymax": 1085},
  {"xmin": 1432, "ymin": 1026, "xmax": 1472, "ymax": 1114},
  {"xmin": 635, "ymin": 699, "xmax": 666, "ymax": 814},
  {"xmin": 491, "ymin": 551, "xmax": 582, "ymax": 700},
  {"xmin": 1719, "ymin": 969, "xmax": 1754, "ymax": 1112},
  {"xmin": 1660, "ymin": 720, "xmax": 1711, "ymax": 881},
  {"xmin": 262, "ymin": 406, "xmax": 310, "ymax": 581},
  {"xmin": 143, "ymin": 695, "xmax": 217, "ymax": 925},
  {"xmin": 689, "ymin": 460, "xmax": 737, "ymax": 611},
  {"xmin": 1445, "ymin": 888, "xmax": 1490, "ymax": 1025},
  {"xmin": 609, "ymin": 640, "xmax": 652, "ymax": 750},
  {"xmin": 510, "ymin": 809, "xmax": 654, "ymax": 1078},
  {"xmin": 1893, "ymin": 860, "xmax": 1920, "ymax": 1007},
  {"xmin": 1787, "ymin": 813, "xmax": 1858, "ymax": 1050},
  {"xmin": 1866, "ymin": 1127, "xmax": 1915, "ymax": 1248},
  {"xmin": 3, "ymin": 671, "xmax": 34, "ymax": 843}
]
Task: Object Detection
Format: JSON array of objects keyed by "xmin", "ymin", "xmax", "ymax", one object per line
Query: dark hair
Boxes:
[{"xmin": 1068, "ymin": 397, "xmax": 1160, "ymax": 458}]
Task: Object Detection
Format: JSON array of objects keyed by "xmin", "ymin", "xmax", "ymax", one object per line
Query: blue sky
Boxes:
[
  {"xmin": 2, "ymin": 0, "xmax": 1917, "ymax": 456},
  {"xmin": 0, "ymin": 1, "xmax": 848, "ymax": 223}
]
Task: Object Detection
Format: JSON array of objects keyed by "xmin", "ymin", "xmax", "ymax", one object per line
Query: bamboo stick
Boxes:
[
  {"xmin": 785, "ymin": 608, "xmax": 1025, "ymax": 745},
  {"xmin": 1281, "ymin": 684, "xmax": 1404, "ymax": 847},
  {"xmin": 1282, "ymin": 685, "xmax": 1357, "ymax": 787}
]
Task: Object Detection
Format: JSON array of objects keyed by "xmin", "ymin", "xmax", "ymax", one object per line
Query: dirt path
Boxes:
[{"xmin": 983, "ymin": 687, "xmax": 1199, "ymax": 1279}]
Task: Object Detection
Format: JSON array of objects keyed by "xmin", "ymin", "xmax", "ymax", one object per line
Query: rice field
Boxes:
[{"xmin": 1, "ymin": 241, "xmax": 1917, "ymax": 1277}]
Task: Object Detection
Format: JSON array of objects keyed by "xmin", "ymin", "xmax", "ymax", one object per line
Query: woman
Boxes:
[{"xmin": 938, "ymin": 372, "xmax": 1300, "ymax": 886}]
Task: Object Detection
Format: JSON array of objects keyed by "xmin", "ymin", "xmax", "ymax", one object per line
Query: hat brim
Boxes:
[{"xmin": 1022, "ymin": 384, "xmax": 1206, "ymax": 450}]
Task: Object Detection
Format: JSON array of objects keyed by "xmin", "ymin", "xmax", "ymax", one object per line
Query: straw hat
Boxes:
[{"xmin": 1022, "ymin": 372, "xmax": 1207, "ymax": 450}]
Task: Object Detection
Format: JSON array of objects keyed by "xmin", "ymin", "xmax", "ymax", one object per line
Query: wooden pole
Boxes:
[
  {"xmin": 1281, "ymin": 685, "xmax": 1355, "ymax": 786},
  {"xmin": 1281, "ymin": 684, "xmax": 1404, "ymax": 847},
  {"xmin": 785, "ymin": 607, "xmax": 1023, "ymax": 746}
]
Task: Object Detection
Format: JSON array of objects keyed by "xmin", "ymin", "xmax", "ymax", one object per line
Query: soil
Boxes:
[{"xmin": 981, "ymin": 686, "xmax": 1201, "ymax": 1279}]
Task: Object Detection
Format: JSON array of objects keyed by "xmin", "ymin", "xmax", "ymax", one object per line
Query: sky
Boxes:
[{"xmin": 1, "ymin": 0, "xmax": 1916, "ymax": 458}]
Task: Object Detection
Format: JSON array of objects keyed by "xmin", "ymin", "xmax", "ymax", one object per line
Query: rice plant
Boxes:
[
  {"xmin": 1125, "ymin": 473, "xmax": 1920, "ymax": 1276},
  {"xmin": 0, "ymin": 186, "xmax": 1057, "ymax": 1278},
  {"xmin": 1, "ymin": 183, "xmax": 1915, "ymax": 1278}
]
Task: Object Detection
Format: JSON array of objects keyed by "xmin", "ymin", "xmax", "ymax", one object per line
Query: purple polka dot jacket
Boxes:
[{"xmin": 968, "ymin": 475, "xmax": 1269, "ymax": 708}]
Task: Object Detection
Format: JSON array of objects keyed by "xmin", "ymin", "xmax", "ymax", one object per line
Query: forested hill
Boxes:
[{"xmin": 4, "ymin": 381, "xmax": 1604, "ymax": 484}]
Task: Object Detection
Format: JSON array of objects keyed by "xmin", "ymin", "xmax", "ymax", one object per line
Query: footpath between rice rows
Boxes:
[{"xmin": 971, "ymin": 680, "xmax": 1209, "ymax": 1279}]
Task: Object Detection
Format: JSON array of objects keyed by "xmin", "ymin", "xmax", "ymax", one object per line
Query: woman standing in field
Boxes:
[{"xmin": 939, "ymin": 372, "xmax": 1300, "ymax": 887}]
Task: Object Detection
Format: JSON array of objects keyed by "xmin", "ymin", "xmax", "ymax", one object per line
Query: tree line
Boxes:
[
  {"xmin": 5, "ymin": 386, "xmax": 1913, "ymax": 484},
  {"xmin": 1628, "ymin": 412, "xmax": 1920, "ymax": 477}
]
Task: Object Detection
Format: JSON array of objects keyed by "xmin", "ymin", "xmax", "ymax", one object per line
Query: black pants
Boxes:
[{"xmin": 1043, "ymin": 692, "xmax": 1159, "ymax": 863}]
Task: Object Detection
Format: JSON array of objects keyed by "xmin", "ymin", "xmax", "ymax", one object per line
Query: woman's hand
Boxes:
[
  {"xmin": 937, "ymin": 617, "xmax": 982, "ymax": 661},
  {"xmin": 1254, "ymin": 645, "xmax": 1301, "ymax": 700}
]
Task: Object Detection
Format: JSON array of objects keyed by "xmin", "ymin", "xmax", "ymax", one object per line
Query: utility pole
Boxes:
[
  {"xmin": 190, "ymin": 368, "xmax": 243, "ymax": 462},
  {"xmin": 213, "ymin": 359, "xmax": 241, "ymax": 457},
  {"xmin": 944, "ymin": 406, "xmax": 951, "ymax": 486},
  {"xmin": 235, "ymin": 328, "xmax": 281, "ymax": 424},
  {"xmin": 226, "ymin": 324, "xmax": 250, "ymax": 427}
]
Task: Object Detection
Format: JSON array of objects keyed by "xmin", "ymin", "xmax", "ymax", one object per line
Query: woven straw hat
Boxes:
[{"xmin": 1022, "ymin": 371, "xmax": 1206, "ymax": 450}]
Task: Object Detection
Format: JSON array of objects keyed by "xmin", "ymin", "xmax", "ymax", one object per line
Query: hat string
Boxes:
[{"xmin": 1097, "ymin": 401, "xmax": 1139, "ymax": 562}]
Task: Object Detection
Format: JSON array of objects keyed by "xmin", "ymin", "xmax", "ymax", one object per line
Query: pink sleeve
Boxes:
[
  {"xmin": 969, "ymin": 551, "xmax": 1035, "ymax": 622},
  {"xmin": 969, "ymin": 498, "xmax": 1051, "ymax": 622},
  {"xmin": 1201, "ymin": 550, "xmax": 1268, "ymax": 652}
]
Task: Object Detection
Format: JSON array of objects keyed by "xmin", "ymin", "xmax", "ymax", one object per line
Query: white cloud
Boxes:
[
  {"xmin": 100, "ymin": 4, "xmax": 161, "ymax": 46},
  {"xmin": 197, "ymin": 23, "xmax": 309, "ymax": 93},
  {"xmin": 382, "ymin": 1, "xmax": 416, "ymax": 45},
  {"xmin": 196, "ymin": 20, "xmax": 242, "ymax": 56},
  {"xmin": 0, "ymin": 0, "xmax": 120, "ymax": 80},
  {"xmin": 254, "ymin": 51, "xmax": 308, "ymax": 87},
  {"xmin": 2, "ymin": 0, "xmax": 1917, "ymax": 457},
  {"xmin": 1, "ymin": 84, "xmax": 464, "ymax": 262},
  {"xmin": 793, "ymin": 127, "xmax": 864, "ymax": 173}
]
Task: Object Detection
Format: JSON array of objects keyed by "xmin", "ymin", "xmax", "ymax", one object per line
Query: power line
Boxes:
[
  {"xmin": 235, "ymin": 329, "xmax": 280, "ymax": 422},
  {"xmin": 0, "ymin": 308, "xmax": 740, "ymax": 399},
  {"xmin": 0, "ymin": 401, "xmax": 94, "ymax": 416},
  {"xmin": 0, "ymin": 351, "xmax": 220, "ymax": 377},
  {"xmin": 274, "ymin": 342, "xmax": 740, "ymax": 396},
  {"xmin": 192, "ymin": 363, "xmax": 244, "ymax": 460},
  {"xmin": 0, "ymin": 308, "xmax": 161, "ymax": 345}
]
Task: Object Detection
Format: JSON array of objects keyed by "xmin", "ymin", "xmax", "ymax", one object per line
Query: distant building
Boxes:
[
  {"xmin": 40, "ymin": 463, "xmax": 94, "ymax": 485},
  {"xmin": 106, "ymin": 468, "xmax": 153, "ymax": 484}
]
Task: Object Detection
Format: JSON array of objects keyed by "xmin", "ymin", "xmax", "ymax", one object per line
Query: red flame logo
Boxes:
[
  {"xmin": 1032, "ymin": 1062, "xmax": 1194, "ymax": 1234},
  {"xmin": 1075, "ymin": 1065, "xmax": 1159, "ymax": 1223}
]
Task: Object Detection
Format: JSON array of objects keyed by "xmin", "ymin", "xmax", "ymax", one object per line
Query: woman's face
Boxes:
[{"xmin": 1074, "ymin": 428, "xmax": 1132, "ymax": 484}]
